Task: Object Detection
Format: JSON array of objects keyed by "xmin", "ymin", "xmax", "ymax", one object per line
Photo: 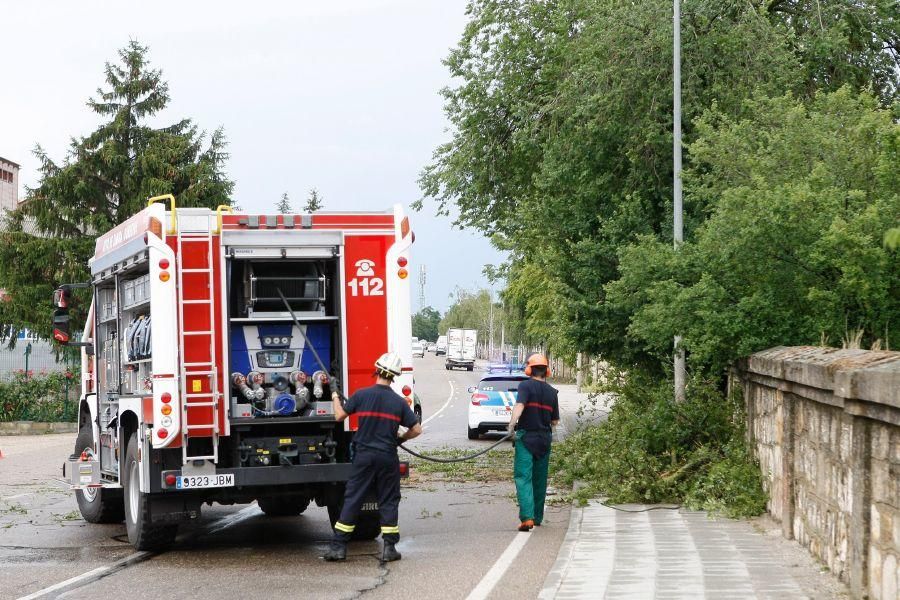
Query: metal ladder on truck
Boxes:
[{"xmin": 175, "ymin": 210, "xmax": 221, "ymax": 464}]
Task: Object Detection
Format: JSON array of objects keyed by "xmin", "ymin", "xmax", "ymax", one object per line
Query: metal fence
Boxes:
[{"xmin": 0, "ymin": 339, "xmax": 75, "ymax": 377}]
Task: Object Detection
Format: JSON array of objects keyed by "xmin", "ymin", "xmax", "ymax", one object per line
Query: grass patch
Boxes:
[
  {"xmin": 551, "ymin": 371, "xmax": 767, "ymax": 519},
  {"xmin": 406, "ymin": 447, "xmax": 514, "ymax": 483}
]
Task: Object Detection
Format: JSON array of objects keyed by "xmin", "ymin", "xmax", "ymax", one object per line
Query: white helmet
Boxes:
[{"xmin": 374, "ymin": 352, "xmax": 403, "ymax": 378}]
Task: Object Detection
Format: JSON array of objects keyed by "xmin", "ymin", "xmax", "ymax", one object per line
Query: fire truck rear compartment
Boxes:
[{"xmin": 225, "ymin": 257, "xmax": 342, "ymax": 421}]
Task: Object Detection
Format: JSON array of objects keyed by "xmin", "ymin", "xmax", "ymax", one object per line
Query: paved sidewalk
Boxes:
[
  {"xmin": 540, "ymin": 500, "xmax": 847, "ymax": 599},
  {"xmin": 554, "ymin": 383, "xmax": 611, "ymax": 440}
]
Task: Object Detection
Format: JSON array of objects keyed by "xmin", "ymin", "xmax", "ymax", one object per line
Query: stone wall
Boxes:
[{"xmin": 734, "ymin": 346, "xmax": 899, "ymax": 600}]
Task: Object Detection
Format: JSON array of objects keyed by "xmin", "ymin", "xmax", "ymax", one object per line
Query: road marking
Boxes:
[
  {"xmin": 422, "ymin": 379, "xmax": 454, "ymax": 426},
  {"xmin": 464, "ymin": 532, "xmax": 533, "ymax": 600},
  {"xmin": 18, "ymin": 504, "xmax": 261, "ymax": 599},
  {"xmin": 18, "ymin": 551, "xmax": 152, "ymax": 600}
]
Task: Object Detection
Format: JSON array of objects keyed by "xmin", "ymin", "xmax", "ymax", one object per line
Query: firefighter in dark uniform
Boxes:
[
  {"xmin": 324, "ymin": 352, "xmax": 422, "ymax": 562},
  {"xmin": 507, "ymin": 353, "xmax": 560, "ymax": 531}
]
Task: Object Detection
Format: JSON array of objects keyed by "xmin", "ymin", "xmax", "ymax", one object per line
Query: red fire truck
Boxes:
[{"xmin": 54, "ymin": 195, "xmax": 415, "ymax": 550}]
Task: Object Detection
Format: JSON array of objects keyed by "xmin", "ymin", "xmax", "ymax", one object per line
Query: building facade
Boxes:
[{"xmin": 0, "ymin": 156, "xmax": 20, "ymax": 214}]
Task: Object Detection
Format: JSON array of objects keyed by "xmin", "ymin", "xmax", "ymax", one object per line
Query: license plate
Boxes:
[
  {"xmin": 176, "ymin": 473, "xmax": 234, "ymax": 489},
  {"xmin": 493, "ymin": 409, "xmax": 510, "ymax": 417}
]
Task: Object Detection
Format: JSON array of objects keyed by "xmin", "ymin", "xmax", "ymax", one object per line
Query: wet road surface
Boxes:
[{"xmin": 1, "ymin": 354, "xmax": 570, "ymax": 599}]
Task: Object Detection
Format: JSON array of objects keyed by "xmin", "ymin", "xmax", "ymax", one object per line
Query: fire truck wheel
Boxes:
[
  {"xmin": 258, "ymin": 495, "xmax": 310, "ymax": 516},
  {"xmin": 123, "ymin": 435, "xmax": 177, "ymax": 550},
  {"xmin": 74, "ymin": 425, "xmax": 125, "ymax": 523},
  {"xmin": 414, "ymin": 406, "xmax": 422, "ymax": 424}
]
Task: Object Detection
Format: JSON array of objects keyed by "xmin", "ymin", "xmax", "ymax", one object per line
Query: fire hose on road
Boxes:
[{"xmin": 277, "ymin": 288, "xmax": 514, "ymax": 464}]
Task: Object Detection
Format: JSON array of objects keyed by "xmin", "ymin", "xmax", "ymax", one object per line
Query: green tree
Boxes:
[
  {"xmin": 411, "ymin": 306, "xmax": 441, "ymax": 341},
  {"xmin": 607, "ymin": 88, "xmax": 900, "ymax": 375},
  {"xmin": 420, "ymin": 0, "xmax": 898, "ymax": 374},
  {"xmin": 304, "ymin": 188, "xmax": 323, "ymax": 212},
  {"xmin": 275, "ymin": 192, "xmax": 292, "ymax": 213},
  {"xmin": 0, "ymin": 41, "xmax": 233, "ymax": 342}
]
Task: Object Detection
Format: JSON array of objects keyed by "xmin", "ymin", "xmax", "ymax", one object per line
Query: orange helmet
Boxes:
[{"xmin": 524, "ymin": 353, "xmax": 551, "ymax": 377}]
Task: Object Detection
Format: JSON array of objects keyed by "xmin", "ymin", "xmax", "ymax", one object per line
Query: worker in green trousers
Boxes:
[{"xmin": 507, "ymin": 354, "xmax": 560, "ymax": 531}]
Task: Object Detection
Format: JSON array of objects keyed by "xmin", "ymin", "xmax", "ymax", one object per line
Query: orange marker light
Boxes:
[
  {"xmin": 159, "ymin": 271, "xmax": 170, "ymax": 282},
  {"xmin": 161, "ymin": 405, "xmax": 172, "ymax": 416},
  {"xmin": 398, "ymin": 268, "xmax": 408, "ymax": 279}
]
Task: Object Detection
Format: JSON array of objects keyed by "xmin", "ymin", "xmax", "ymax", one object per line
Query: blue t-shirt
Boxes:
[{"xmin": 343, "ymin": 383, "xmax": 418, "ymax": 454}]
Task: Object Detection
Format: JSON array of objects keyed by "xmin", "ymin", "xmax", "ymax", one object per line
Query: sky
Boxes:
[{"xmin": 2, "ymin": 0, "xmax": 504, "ymax": 312}]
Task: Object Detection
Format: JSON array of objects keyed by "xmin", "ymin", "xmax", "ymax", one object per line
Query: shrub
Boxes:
[
  {"xmin": 0, "ymin": 371, "xmax": 79, "ymax": 422},
  {"xmin": 551, "ymin": 370, "xmax": 767, "ymax": 517}
]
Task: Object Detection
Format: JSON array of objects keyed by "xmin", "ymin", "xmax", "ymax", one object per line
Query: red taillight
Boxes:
[
  {"xmin": 397, "ymin": 256, "xmax": 408, "ymax": 267},
  {"xmin": 401, "ymin": 385, "xmax": 412, "ymax": 397},
  {"xmin": 159, "ymin": 258, "xmax": 169, "ymax": 269},
  {"xmin": 161, "ymin": 392, "xmax": 172, "ymax": 404},
  {"xmin": 53, "ymin": 329, "xmax": 70, "ymax": 343},
  {"xmin": 156, "ymin": 428, "xmax": 168, "ymax": 438},
  {"xmin": 399, "ymin": 462, "xmax": 409, "ymax": 477},
  {"xmin": 471, "ymin": 393, "xmax": 488, "ymax": 406},
  {"xmin": 165, "ymin": 473, "xmax": 177, "ymax": 486}
]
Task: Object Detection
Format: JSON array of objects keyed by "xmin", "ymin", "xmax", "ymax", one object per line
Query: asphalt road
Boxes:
[{"xmin": 1, "ymin": 353, "xmax": 570, "ymax": 600}]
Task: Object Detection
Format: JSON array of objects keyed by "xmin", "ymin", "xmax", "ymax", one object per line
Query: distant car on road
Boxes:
[
  {"xmin": 435, "ymin": 335, "xmax": 447, "ymax": 355},
  {"xmin": 426, "ymin": 342, "xmax": 437, "ymax": 353},
  {"xmin": 412, "ymin": 341, "xmax": 425, "ymax": 358},
  {"xmin": 467, "ymin": 371, "xmax": 528, "ymax": 440}
]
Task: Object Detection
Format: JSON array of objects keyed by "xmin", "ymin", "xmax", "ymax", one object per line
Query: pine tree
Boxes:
[
  {"xmin": 275, "ymin": 192, "xmax": 292, "ymax": 214},
  {"xmin": 304, "ymin": 188, "xmax": 323, "ymax": 212},
  {"xmin": 0, "ymin": 41, "xmax": 234, "ymax": 342}
]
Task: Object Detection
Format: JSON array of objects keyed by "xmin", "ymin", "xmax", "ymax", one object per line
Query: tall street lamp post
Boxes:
[{"xmin": 673, "ymin": 0, "xmax": 686, "ymax": 402}]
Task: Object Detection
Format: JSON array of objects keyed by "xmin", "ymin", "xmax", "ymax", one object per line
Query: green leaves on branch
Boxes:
[
  {"xmin": 610, "ymin": 89, "xmax": 900, "ymax": 373},
  {"xmin": 412, "ymin": 306, "xmax": 442, "ymax": 342}
]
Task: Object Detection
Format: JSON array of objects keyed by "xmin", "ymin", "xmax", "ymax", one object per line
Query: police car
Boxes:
[{"xmin": 466, "ymin": 368, "xmax": 528, "ymax": 440}]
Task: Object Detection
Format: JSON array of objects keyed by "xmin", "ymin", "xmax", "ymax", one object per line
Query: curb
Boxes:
[
  {"xmin": 538, "ymin": 501, "xmax": 584, "ymax": 599},
  {"xmin": 0, "ymin": 421, "xmax": 78, "ymax": 436}
]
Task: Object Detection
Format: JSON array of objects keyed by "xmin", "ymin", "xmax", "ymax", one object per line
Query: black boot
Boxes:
[
  {"xmin": 324, "ymin": 541, "xmax": 347, "ymax": 561},
  {"xmin": 382, "ymin": 542, "xmax": 401, "ymax": 562}
]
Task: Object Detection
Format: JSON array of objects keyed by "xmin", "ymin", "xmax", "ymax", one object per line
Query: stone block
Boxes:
[
  {"xmin": 870, "ymin": 545, "xmax": 882, "ymax": 600},
  {"xmin": 872, "ymin": 504, "xmax": 881, "ymax": 542},
  {"xmin": 882, "ymin": 553, "xmax": 897, "ymax": 600},
  {"xmin": 872, "ymin": 425, "xmax": 891, "ymax": 460}
]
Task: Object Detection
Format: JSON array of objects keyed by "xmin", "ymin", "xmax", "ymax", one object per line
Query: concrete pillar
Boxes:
[{"xmin": 848, "ymin": 415, "xmax": 871, "ymax": 598}]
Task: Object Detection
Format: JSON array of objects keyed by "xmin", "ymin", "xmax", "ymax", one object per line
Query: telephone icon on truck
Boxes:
[{"xmin": 355, "ymin": 259, "xmax": 376, "ymax": 278}]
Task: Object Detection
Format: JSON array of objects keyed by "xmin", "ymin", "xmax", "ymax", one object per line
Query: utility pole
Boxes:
[
  {"xmin": 418, "ymin": 265, "xmax": 426, "ymax": 310},
  {"xmin": 673, "ymin": 0, "xmax": 686, "ymax": 402},
  {"xmin": 488, "ymin": 290, "xmax": 494, "ymax": 362}
]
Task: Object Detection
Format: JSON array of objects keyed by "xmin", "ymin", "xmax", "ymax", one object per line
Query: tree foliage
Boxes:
[
  {"xmin": 412, "ymin": 306, "xmax": 442, "ymax": 342},
  {"xmin": 0, "ymin": 41, "xmax": 233, "ymax": 342},
  {"xmin": 420, "ymin": 0, "xmax": 899, "ymax": 375},
  {"xmin": 276, "ymin": 192, "xmax": 292, "ymax": 214},
  {"xmin": 304, "ymin": 188, "xmax": 323, "ymax": 212},
  {"xmin": 608, "ymin": 88, "xmax": 899, "ymax": 374}
]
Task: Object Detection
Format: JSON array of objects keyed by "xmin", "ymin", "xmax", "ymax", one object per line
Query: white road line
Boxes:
[
  {"xmin": 18, "ymin": 551, "xmax": 152, "ymax": 600},
  {"xmin": 465, "ymin": 532, "xmax": 533, "ymax": 600},
  {"xmin": 18, "ymin": 504, "xmax": 261, "ymax": 599},
  {"xmin": 422, "ymin": 379, "xmax": 454, "ymax": 426}
]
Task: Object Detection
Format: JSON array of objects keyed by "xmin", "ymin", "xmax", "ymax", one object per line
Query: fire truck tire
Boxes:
[
  {"xmin": 74, "ymin": 425, "xmax": 125, "ymax": 523},
  {"xmin": 258, "ymin": 495, "xmax": 310, "ymax": 516},
  {"xmin": 414, "ymin": 406, "xmax": 422, "ymax": 424},
  {"xmin": 123, "ymin": 435, "xmax": 177, "ymax": 550}
]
